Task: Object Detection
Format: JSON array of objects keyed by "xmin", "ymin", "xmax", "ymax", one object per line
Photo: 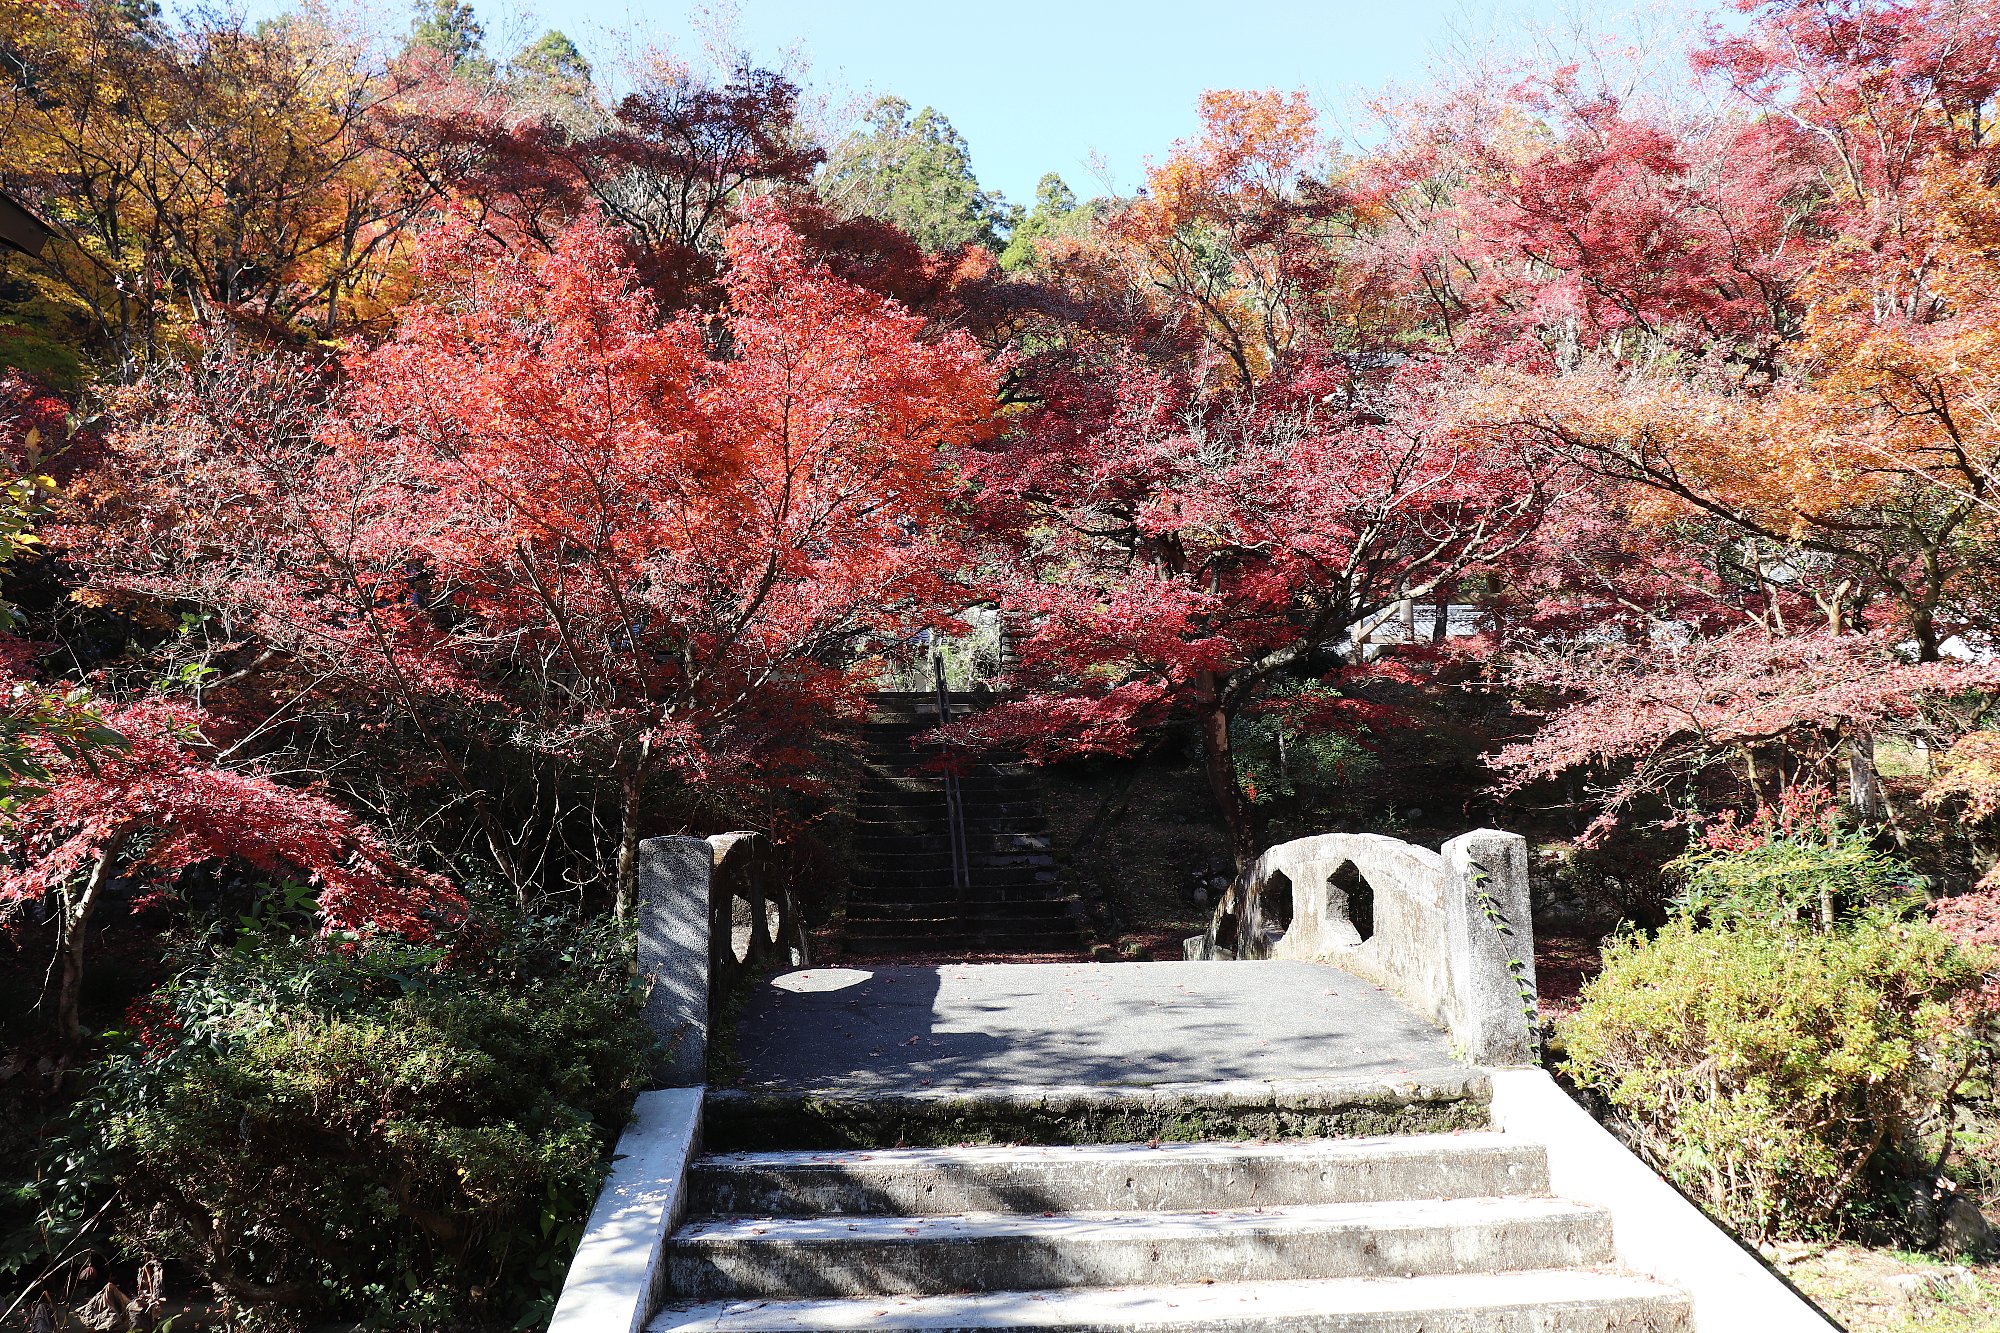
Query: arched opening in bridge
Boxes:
[
  {"xmin": 1330, "ymin": 860, "xmax": 1376, "ymax": 943},
  {"xmin": 1215, "ymin": 909, "xmax": 1238, "ymax": 954},
  {"xmin": 1258, "ymin": 870, "xmax": 1294, "ymax": 944}
]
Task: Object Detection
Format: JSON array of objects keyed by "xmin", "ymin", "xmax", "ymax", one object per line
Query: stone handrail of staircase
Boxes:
[{"xmin": 1184, "ymin": 828, "xmax": 1538, "ymax": 1065}]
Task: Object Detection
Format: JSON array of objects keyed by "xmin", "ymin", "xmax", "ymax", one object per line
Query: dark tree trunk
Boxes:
[
  {"xmin": 1194, "ymin": 673, "xmax": 1256, "ymax": 871},
  {"xmin": 56, "ymin": 831, "xmax": 128, "ymax": 1044},
  {"xmin": 1847, "ymin": 729, "xmax": 1885, "ymax": 820}
]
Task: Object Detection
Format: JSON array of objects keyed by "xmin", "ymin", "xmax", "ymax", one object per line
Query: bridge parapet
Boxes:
[
  {"xmin": 637, "ymin": 832, "xmax": 811, "ymax": 1087},
  {"xmin": 1187, "ymin": 828, "xmax": 1538, "ymax": 1065}
]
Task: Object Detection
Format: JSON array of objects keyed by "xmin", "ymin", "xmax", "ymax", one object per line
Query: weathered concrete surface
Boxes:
[
  {"xmin": 705, "ymin": 1074, "xmax": 1488, "ymax": 1150},
  {"xmin": 713, "ymin": 960, "xmax": 1483, "ymax": 1146},
  {"xmin": 650, "ymin": 1269, "xmax": 1692, "ymax": 1333},
  {"xmin": 732, "ymin": 960, "xmax": 1466, "ymax": 1091},
  {"xmin": 638, "ymin": 838, "xmax": 718, "ymax": 1087},
  {"xmin": 688, "ymin": 1133, "xmax": 1547, "ymax": 1216},
  {"xmin": 667, "ymin": 1196, "xmax": 1615, "ymax": 1298},
  {"xmin": 1490, "ymin": 1070, "xmax": 1841, "ymax": 1332},
  {"xmin": 549, "ymin": 1087, "xmax": 704, "ymax": 1333}
]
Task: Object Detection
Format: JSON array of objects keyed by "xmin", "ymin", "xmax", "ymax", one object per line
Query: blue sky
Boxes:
[
  {"xmin": 509, "ymin": 0, "xmax": 1722, "ymax": 206},
  {"xmin": 220, "ymin": 0, "xmax": 1724, "ymax": 208}
]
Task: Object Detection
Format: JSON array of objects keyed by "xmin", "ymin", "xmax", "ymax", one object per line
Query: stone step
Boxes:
[
  {"xmin": 839, "ymin": 916, "xmax": 1077, "ymax": 938},
  {"xmin": 847, "ymin": 871, "xmax": 1054, "ymax": 889},
  {"xmin": 846, "ymin": 879, "xmax": 1065, "ymax": 897},
  {"xmin": 852, "ymin": 797, "xmax": 1045, "ymax": 817},
  {"xmin": 666, "ymin": 1197, "xmax": 1614, "ymax": 1298},
  {"xmin": 845, "ymin": 884, "xmax": 1070, "ymax": 903},
  {"xmin": 849, "ymin": 860, "xmax": 1055, "ymax": 878},
  {"xmin": 687, "ymin": 1134, "xmax": 1547, "ymax": 1217},
  {"xmin": 848, "ymin": 844, "xmax": 1056, "ymax": 868},
  {"xmin": 852, "ymin": 835, "xmax": 1053, "ymax": 853},
  {"xmin": 849, "ymin": 863, "xmax": 1057, "ymax": 882},
  {"xmin": 845, "ymin": 904, "xmax": 1077, "ymax": 926},
  {"xmin": 849, "ymin": 816, "xmax": 1052, "ymax": 837},
  {"xmin": 702, "ymin": 1072, "xmax": 1491, "ymax": 1153},
  {"xmin": 851, "ymin": 788, "xmax": 1046, "ymax": 805},
  {"xmin": 650, "ymin": 1269, "xmax": 1692, "ymax": 1333},
  {"xmin": 839, "ymin": 930, "xmax": 1083, "ymax": 954},
  {"xmin": 852, "ymin": 808, "xmax": 1056, "ymax": 832},
  {"xmin": 852, "ymin": 775, "xmax": 1038, "ymax": 790}
]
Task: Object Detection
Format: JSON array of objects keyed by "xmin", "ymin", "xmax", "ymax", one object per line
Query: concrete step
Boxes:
[
  {"xmin": 839, "ymin": 919, "xmax": 1080, "ymax": 942},
  {"xmin": 845, "ymin": 882, "xmax": 1067, "ymax": 900},
  {"xmin": 852, "ymin": 832, "xmax": 1053, "ymax": 850},
  {"xmin": 850, "ymin": 817, "xmax": 1053, "ymax": 837},
  {"xmin": 702, "ymin": 1072, "xmax": 1492, "ymax": 1152},
  {"xmin": 852, "ymin": 848, "xmax": 1056, "ymax": 867},
  {"xmin": 851, "ymin": 794, "xmax": 1048, "ymax": 812},
  {"xmin": 651, "ymin": 1269, "xmax": 1692, "ymax": 1333},
  {"xmin": 666, "ymin": 1197, "xmax": 1615, "ymax": 1298},
  {"xmin": 852, "ymin": 800, "xmax": 1046, "ymax": 820},
  {"xmin": 856, "ymin": 779, "xmax": 1041, "ymax": 797},
  {"xmin": 840, "ymin": 931, "xmax": 1083, "ymax": 954},
  {"xmin": 687, "ymin": 1134, "xmax": 1548, "ymax": 1216}
]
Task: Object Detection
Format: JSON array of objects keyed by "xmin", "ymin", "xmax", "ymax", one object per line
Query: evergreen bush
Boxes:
[
  {"xmin": 57, "ymin": 906, "xmax": 654, "ymax": 1329},
  {"xmin": 1562, "ymin": 913, "xmax": 1987, "ymax": 1241}
]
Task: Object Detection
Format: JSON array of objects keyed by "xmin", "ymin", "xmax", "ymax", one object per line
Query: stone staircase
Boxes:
[
  {"xmin": 842, "ymin": 692, "xmax": 1082, "ymax": 955},
  {"xmin": 650, "ymin": 1132, "xmax": 1690, "ymax": 1332}
]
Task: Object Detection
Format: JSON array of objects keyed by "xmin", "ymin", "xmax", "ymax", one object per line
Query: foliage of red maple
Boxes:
[
  {"xmin": 63, "ymin": 203, "xmax": 999, "ymax": 908},
  {"xmin": 381, "ymin": 56, "xmax": 826, "ymax": 311},
  {"xmin": 0, "ymin": 688, "xmax": 462, "ymax": 1039},
  {"xmin": 962, "ymin": 342, "xmax": 1563, "ymax": 861},
  {"xmin": 1491, "ymin": 630, "xmax": 2000, "ymax": 840},
  {"xmin": 2, "ymin": 696, "xmax": 462, "ymax": 936}
]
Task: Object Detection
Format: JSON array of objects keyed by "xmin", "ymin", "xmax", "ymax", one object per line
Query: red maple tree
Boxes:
[
  {"xmin": 1490, "ymin": 629, "xmax": 2000, "ymax": 841},
  {"xmin": 964, "ymin": 346, "xmax": 1562, "ymax": 863},
  {"xmin": 66, "ymin": 204, "xmax": 1000, "ymax": 912},
  {"xmin": 1, "ymin": 692, "xmax": 463, "ymax": 1041}
]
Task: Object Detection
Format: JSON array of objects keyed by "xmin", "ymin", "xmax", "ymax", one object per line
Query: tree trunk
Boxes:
[
  {"xmin": 1193, "ymin": 673, "xmax": 1256, "ymax": 870},
  {"xmin": 56, "ymin": 831, "xmax": 128, "ymax": 1044},
  {"xmin": 614, "ymin": 767, "xmax": 643, "ymax": 924},
  {"xmin": 1847, "ymin": 729, "xmax": 1885, "ymax": 820},
  {"xmin": 612, "ymin": 736, "xmax": 654, "ymax": 922}
]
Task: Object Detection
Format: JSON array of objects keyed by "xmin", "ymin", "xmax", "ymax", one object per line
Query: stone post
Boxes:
[
  {"xmin": 1441, "ymin": 828, "xmax": 1538, "ymax": 1065},
  {"xmin": 636, "ymin": 835, "xmax": 715, "ymax": 1087}
]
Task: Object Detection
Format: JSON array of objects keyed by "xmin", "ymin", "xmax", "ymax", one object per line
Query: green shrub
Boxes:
[
  {"xmin": 1562, "ymin": 915, "xmax": 1987, "ymax": 1241},
  {"xmin": 1667, "ymin": 828, "xmax": 1922, "ymax": 932},
  {"xmin": 64, "ymin": 908, "xmax": 655, "ymax": 1329},
  {"xmin": 1230, "ymin": 683, "xmax": 1380, "ymax": 810}
]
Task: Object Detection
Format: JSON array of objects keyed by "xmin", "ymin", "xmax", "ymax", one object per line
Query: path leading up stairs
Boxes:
[
  {"xmin": 644, "ymin": 960, "xmax": 1691, "ymax": 1333},
  {"xmin": 841, "ymin": 693, "xmax": 1082, "ymax": 956}
]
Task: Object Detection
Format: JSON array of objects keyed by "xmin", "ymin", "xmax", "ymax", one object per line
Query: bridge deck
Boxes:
[{"xmin": 728, "ymin": 959, "xmax": 1466, "ymax": 1094}]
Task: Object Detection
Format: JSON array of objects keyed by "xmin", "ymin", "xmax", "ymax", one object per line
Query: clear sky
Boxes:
[
  {"xmin": 219, "ymin": 0, "xmax": 1726, "ymax": 208},
  {"xmin": 500, "ymin": 0, "xmax": 1720, "ymax": 207}
]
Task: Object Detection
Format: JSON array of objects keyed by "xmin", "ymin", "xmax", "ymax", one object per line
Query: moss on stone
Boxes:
[{"xmin": 703, "ymin": 1088, "xmax": 1488, "ymax": 1150}]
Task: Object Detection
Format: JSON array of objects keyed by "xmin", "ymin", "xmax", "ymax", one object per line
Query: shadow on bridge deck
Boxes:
[{"xmin": 728, "ymin": 959, "xmax": 1464, "ymax": 1094}]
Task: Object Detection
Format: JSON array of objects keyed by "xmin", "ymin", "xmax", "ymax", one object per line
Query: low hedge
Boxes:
[{"xmin": 58, "ymin": 910, "xmax": 654, "ymax": 1329}]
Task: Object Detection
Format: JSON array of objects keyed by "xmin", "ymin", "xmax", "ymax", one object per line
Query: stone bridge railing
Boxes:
[
  {"xmin": 636, "ymin": 832, "xmax": 810, "ymax": 1086},
  {"xmin": 1186, "ymin": 829, "xmax": 1538, "ymax": 1065}
]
